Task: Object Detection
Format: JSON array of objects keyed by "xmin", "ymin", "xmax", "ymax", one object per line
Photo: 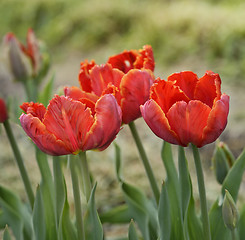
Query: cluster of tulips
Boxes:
[{"xmin": 0, "ymin": 29, "xmax": 245, "ymax": 240}]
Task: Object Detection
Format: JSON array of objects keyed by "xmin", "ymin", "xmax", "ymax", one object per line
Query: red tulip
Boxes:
[
  {"xmin": 0, "ymin": 98, "xmax": 8, "ymax": 123},
  {"xmin": 107, "ymin": 45, "xmax": 155, "ymax": 73},
  {"xmin": 65, "ymin": 63, "xmax": 154, "ymax": 124},
  {"xmin": 20, "ymin": 94, "xmax": 122, "ymax": 155},
  {"xmin": 141, "ymin": 71, "xmax": 229, "ymax": 147}
]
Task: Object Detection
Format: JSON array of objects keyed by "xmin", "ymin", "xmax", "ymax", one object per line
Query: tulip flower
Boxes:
[
  {"xmin": 19, "ymin": 94, "xmax": 122, "ymax": 156},
  {"xmin": 65, "ymin": 58, "xmax": 154, "ymax": 124},
  {"xmin": 2, "ymin": 29, "xmax": 42, "ymax": 80},
  {"xmin": 0, "ymin": 98, "xmax": 8, "ymax": 123},
  {"xmin": 141, "ymin": 71, "xmax": 229, "ymax": 147}
]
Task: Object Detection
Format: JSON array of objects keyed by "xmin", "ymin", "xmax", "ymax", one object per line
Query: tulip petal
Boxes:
[
  {"xmin": 120, "ymin": 69, "xmax": 154, "ymax": 124},
  {"xmin": 134, "ymin": 45, "xmax": 155, "ymax": 71},
  {"xmin": 167, "ymin": 100, "xmax": 211, "ymax": 146},
  {"xmin": 43, "ymin": 95, "xmax": 94, "ymax": 153},
  {"xmin": 200, "ymin": 94, "xmax": 229, "ymax": 147},
  {"xmin": 151, "ymin": 79, "xmax": 189, "ymax": 114},
  {"xmin": 107, "ymin": 50, "xmax": 138, "ymax": 73},
  {"xmin": 20, "ymin": 102, "xmax": 46, "ymax": 121},
  {"xmin": 141, "ymin": 99, "xmax": 179, "ymax": 145},
  {"xmin": 167, "ymin": 71, "xmax": 198, "ymax": 99},
  {"xmin": 90, "ymin": 64, "xmax": 124, "ymax": 96},
  {"xmin": 83, "ymin": 94, "xmax": 122, "ymax": 151},
  {"xmin": 64, "ymin": 86, "xmax": 99, "ymax": 103},
  {"xmin": 194, "ymin": 71, "xmax": 221, "ymax": 108},
  {"xmin": 79, "ymin": 60, "xmax": 96, "ymax": 92},
  {"xmin": 20, "ymin": 113, "xmax": 70, "ymax": 155}
]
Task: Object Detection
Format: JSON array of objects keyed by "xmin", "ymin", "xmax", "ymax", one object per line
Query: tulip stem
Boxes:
[
  {"xmin": 70, "ymin": 155, "xmax": 85, "ymax": 240},
  {"xmin": 79, "ymin": 151, "xmax": 92, "ymax": 202},
  {"xmin": 192, "ymin": 144, "xmax": 211, "ymax": 240},
  {"xmin": 129, "ymin": 121, "xmax": 160, "ymax": 204},
  {"xmin": 3, "ymin": 119, "xmax": 34, "ymax": 208}
]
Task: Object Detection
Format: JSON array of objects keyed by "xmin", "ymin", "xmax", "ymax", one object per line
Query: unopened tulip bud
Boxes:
[
  {"xmin": 212, "ymin": 142, "xmax": 234, "ymax": 184},
  {"xmin": 222, "ymin": 189, "xmax": 239, "ymax": 231},
  {"xmin": 0, "ymin": 98, "xmax": 8, "ymax": 123}
]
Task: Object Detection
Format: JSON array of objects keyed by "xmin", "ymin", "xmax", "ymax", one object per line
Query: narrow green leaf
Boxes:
[
  {"xmin": 0, "ymin": 185, "xmax": 33, "ymax": 240},
  {"xmin": 114, "ymin": 143, "xmax": 123, "ymax": 181},
  {"xmin": 161, "ymin": 142, "xmax": 184, "ymax": 240},
  {"xmin": 121, "ymin": 181, "xmax": 158, "ymax": 240},
  {"xmin": 84, "ymin": 183, "xmax": 103, "ymax": 240},
  {"xmin": 128, "ymin": 220, "xmax": 139, "ymax": 240},
  {"xmin": 58, "ymin": 179, "xmax": 77, "ymax": 240},
  {"xmin": 100, "ymin": 204, "xmax": 131, "ymax": 224},
  {"xmin": 38, "ymin": 74, "xmax": 54, "ymax": 106},
  {"xmin": 32, "ymin": 185, "xmax": 45, "ymax": 240},
  {"xmin": 209, "ymin": 147, "xmax": 245, "ymax": 240},
  {"xmin": 238, "ymin": 205, "xmax": 245, "ymax": 239},
  {"xmin": 158, "ymin": 182, "xmax": 170, "ymax": 240},
  {"xmin": 3, "ymin": 225, "xmax": 12, "ymax": 240}
]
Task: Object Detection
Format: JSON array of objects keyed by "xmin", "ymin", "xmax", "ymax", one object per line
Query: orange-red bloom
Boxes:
[
  {"xmin": 0, "ymin": 98, "xmax": 8, "ymax": 123},
  {"xmin": 141, "ymin": 71, "xmax": 229, "ymax": 147},
  {"xmin": 65, "ymin": 45, "xmax": 155, "ymax": 124},
  {"xmin": 20, "ymin": 94, "xmax": 122, "ymax": 155}
]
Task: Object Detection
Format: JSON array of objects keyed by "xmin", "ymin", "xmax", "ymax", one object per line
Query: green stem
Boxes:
[
  {"xmin": 79, "ymin": 151, "xmax": 92, "ymax": 202},
  {"xmin": 3, "ymin": 119, "xmax": 34, "ymax": 208},
  {"xmin": 70, "ymin": 155, "xmax": 85, "ymax": 240},
  {"xmin": 128, "ymin": 121, "xmax": 160, "ymax": 204},
  {"xmin": 191, "ymin": 144, "xmax": 211, "ymax": 240},
  {"xmin": 231, "ymin": 229, "xmax": 236, "ymax": 240}
]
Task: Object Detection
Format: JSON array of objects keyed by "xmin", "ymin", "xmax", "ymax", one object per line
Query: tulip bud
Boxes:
[
  {"xmin": 3, "ymin": 33, "xmax": 32, "ymax": 82},
  {"xmin": 222, "ymin": 189, "xmax": 239, "ymax": 230},
  {"xmin": 0, "ymin": 98, "xmax": 8, "ymax": 123},
  {"xmin": 212, "ymin": 142, "xmax": 235, "ymax": 184}
]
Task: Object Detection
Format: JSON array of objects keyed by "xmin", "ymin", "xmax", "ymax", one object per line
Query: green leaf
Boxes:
[
  {"xmin": 114, "ymin": 143, "xmax": 123, "ymax": 181},
  {"xmin": 128, "ymin": 220, "xmax": 139, "ymax": 240},
  {"xmin": 3, "ymin": 225, "xmax": 12, "ymax": 240},
  {"xmin": 161, "ymin": 142, "xmax": 184, "ymax": 240},
  {"xmin": 238, "ymin": 204, "xmax": 245, "ymax": 239},
  {"xmin": 121, "ymin": 181, "xmax": 158, "ymax": 240},
  {"xmin": 0, "ymin": 185, "xmax": 33, "ymax": 240},
  {"xmin": 158, "ymin": 182, "xmax": 170, "ymax": 240},
  {"xmin": 32, "ymin": 185, "xmax": 46, "ymax": 240},
  {"xmin": 38, "ymin": 74, "xmax": 54, "ymax": 106},
  {"xmin": 100, "ymin": 204, "xmax": 131, "ymax": 224},
  {"xmin": 84, "ymin": 183, "xmax": 103, "ymax": 240},
  {"xmin": 209, "ymin": 147, "xmax": 245, "ymax": 240},
  {"xmin": 58, "ymin": 179, "xmax": 77, "ymax": 240}
]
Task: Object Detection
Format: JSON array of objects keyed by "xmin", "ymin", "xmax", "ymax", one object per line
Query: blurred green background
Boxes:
[{"xmin": 2, "ymin": 0, "xmax": 245, "ymax": 83}]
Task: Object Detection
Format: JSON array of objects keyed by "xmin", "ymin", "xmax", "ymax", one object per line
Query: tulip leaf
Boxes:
[
  {"xmin": 128, "ymin": 220, "xmax": 139, "ymax": 240},
  {"xmin": 36, "ymin": 148, "xmax": 57, "ymax": 240},
  {"xmin": 32, "ymin": 185, "xmax": 45, "ymax": 240},
  {"xmin": 3, "ymin": 225, "xmax": 12, "ymax": 240},
  {"xmin": 100, "ymin": 204, "xmax": 131, "ymax": 224},
  {"xmin": 0, "ymin": 185, "xmax": 33, "ymax": 240},
  {"xmin": 121, "ymin": 181, "xmax": 158, "ymax": 240},
  {"xmin": 238, "ymin": 205, "xmax": 245, "ymax": 239},
  {"xmin": 158, "ymin": 182, "xmax": 170, "ymax": 240},
  {"xmin": 58, "ymin": 180, "xmax": 77, "ymax": 240},
  {"xmin": 38, "ymin": 74, "xmax": 54, "ymax": 107},
  {"xmin": 114, "ymin": 143, "xmax": 123, "ymax": 181},
  {"xmin": 209, "ymin": 147, "xmax": 245, "ymax": 240},
  {"xmin": 161, "ymin": 142, "xmax": 184, "ymax": 240},
  {"xmin": 84, "ymin": 183, "xmax": 103, "ymax": 240}
]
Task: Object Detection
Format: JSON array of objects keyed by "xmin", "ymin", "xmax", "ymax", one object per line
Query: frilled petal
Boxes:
[
  {"xmin": 89, "ymin": 64, "xmax": 124, "ymax": 96},
  {"xmin": 200, "ymin": 94, "xmax": 229, "ymax": 147},
  {"xmin": 78, "ymin": 60, "xmax": 96, "ymax": 92},
  {"xmin": 134, "ymin": 45, "xmax": 155, "ymax": 71},
  {"xmin": 194, "ymin": 71, "xmax": 221, "ymax": 108},
  {"xmin": 141, "ymin": 99, "xmax": 179, "ymax": 144},
  {"xmin": 150, "ymin": 79, "xmax": 189, "ymax": 114},
  {"xmin": 120, "ymin": 69, "xmax": 154, "ymax": 124},
  {"xmin": 166, "ymin": 100, "xmax": 211, "ymax": 146},
  {"xmin": 20, "ymin": 102, "xmax": 46, "ymax": 121},
  {"xmin": 43, "ymin": 95, "xmax": 94, "ymax": 153},
  {"xmin": 83, "ymin": 94, "xmax": 122, "ymax": 151},
  {"xmin": 20, "ymin": 113, "xmax": 70, "ymax": 155},
  {"xmin": 107, "ymin": 50, "xmax": 138, "ymax": 73},
  {"xmin": 167, "ymin": 71, "xmax": 198, "ymax": 99},
  {"xmin": 64, "ymin": 86, "xmax": 99, "ymax": 103}
]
